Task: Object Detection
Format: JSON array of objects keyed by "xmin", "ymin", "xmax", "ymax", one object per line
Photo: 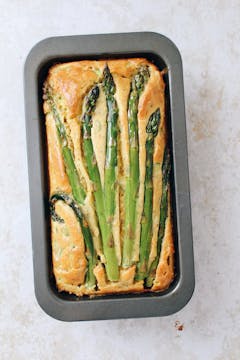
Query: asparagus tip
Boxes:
[
  {"xmin": 85, "ymin": 85, "xmax": 100, "ymax": 115},
  {"xmin": 133, "ymin": 65, "xmax": 150, "ymax": 92},
  {"xmin": 146, "ymin": 108, "xmax": 160, "ymax": 137},
  {"xmin": 103, "ymin": 64, "xmax": 116, "ymax": 97}
]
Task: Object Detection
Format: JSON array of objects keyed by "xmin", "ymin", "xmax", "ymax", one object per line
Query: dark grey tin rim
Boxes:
[{"xmin": 24, "ymin": 32, "xmax": 194, "ymax": 321}]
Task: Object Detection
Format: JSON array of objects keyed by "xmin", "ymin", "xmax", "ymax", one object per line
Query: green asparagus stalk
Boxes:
[
  {"xmin": 50, "ymin": 192, "xmax": 96, "ymax": 288},
  {"xmin": 50, "ymin": 95, "xmax": 86, "ymax": 204},
  {"xmin": 146, "ymin": 147, "xmax": 171, "ymax": 287},
  {"xmin": 47, "ymin": 93, "xmax": 96, "ymax": 287},
  {"xmin": 103, "ymin": 65, "xmax": 119, "ymax": 221},
  {"xmin": 81, "ymin": 85, "xmax": 104, "ymax": 222},
  {"xmin": 135, "ymin": 108, "xmax": 161, "ymax": 280},
  {"xmin": 122, "ymin": 66, "xmax": 150, "ymax": 267},
  {"xmin": 82, "ymin": 81, "xmax": 119, "ymax": 281}
]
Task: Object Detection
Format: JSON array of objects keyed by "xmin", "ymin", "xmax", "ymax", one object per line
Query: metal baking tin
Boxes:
[{"xmin": 24, "ymin": 32, "xmax": 194, "ymax": 321}]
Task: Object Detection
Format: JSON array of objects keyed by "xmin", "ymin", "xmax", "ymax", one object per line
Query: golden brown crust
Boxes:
[
  {"xmin": 44, "ymin": 58, "xmax": 174, "ymax": 296},
  {"xmin": 47, "ymin": 58, "xmax": 149, "ymax": 118}
]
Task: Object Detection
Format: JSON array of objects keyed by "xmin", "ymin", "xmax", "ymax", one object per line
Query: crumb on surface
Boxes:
[{"xmin": 175, "ymin": 320, "xmax": 184, "ymax": 331}]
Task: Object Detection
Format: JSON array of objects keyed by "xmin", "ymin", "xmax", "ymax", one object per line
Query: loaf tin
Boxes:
[{"xmin": 24, "ymin": 32, "xmax": 194, "ymax": 321}]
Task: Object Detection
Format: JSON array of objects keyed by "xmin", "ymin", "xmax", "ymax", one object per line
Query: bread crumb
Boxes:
[{"xmin": 175, "ymin": 320, "xmax": 184, "ymax": 331}]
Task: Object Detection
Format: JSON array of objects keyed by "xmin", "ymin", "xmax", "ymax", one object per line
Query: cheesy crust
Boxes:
[{"xmin": 44, "ymin": 58, "xmax": 174, "ymax": 296}]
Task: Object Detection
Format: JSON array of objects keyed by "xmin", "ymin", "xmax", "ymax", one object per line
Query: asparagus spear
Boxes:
[
  {"xmin": 135, "ymin": 108, "xmax": 161, "ymax": 280},
  {"xmin": 146, "ymin": 147, "xmax": 171, "ymax": 287},
  {"xmin": 102, "ymin": 65, "xmax": 119, "ymax": 221},
  {"xmin": 82, "ymin": 81, "xmax": 119, "ymax": 281},
  {"xmin": 82, "ymin": 85, "xmax": 104, "ymax": 223},
  {"xmin": 47, "ymin": 93, "xmax": 96, "ymax": 286},
  {"xmin": 49, "ymin": 95, "xmax": 86, "ymax": 204},
  {"xmin": 122, "ymin": 66, "xmax": 150, "ymax": 267},
  {"xmin": 50, "ymin": 192, "xmax": 96, "ymax": 288}
]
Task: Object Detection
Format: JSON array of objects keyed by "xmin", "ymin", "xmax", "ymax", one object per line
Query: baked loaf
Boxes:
[{"xmin": 43, "ymin": 58, "xmax": 174, "ymax": 296}]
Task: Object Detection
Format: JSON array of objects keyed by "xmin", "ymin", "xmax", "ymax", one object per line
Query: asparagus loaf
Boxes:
[{"xmin": 43, "ymin": 58, "xmax": 174, "ymax": 296}]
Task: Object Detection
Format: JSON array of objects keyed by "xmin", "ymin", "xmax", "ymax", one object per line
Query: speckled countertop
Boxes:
[{"xmin": 1, "ymin": 1, "xmax": 240, "ymax": 359}]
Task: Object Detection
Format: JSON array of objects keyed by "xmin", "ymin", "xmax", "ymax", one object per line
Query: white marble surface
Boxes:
[{"xmin": 1, "ymin": 1, "xmax": 240, "ymax": 359}]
